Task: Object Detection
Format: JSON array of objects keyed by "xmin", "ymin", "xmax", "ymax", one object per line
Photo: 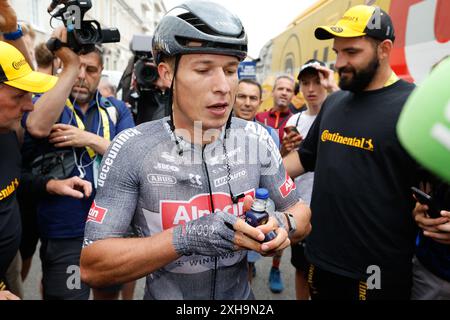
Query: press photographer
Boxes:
[
  {"xmin": 20, "ymin": 0, "xmax": 135, "ymax": 300},
  {"xmin": 118, "ymin": 35, "xmax": 169, "ymax": 125}
]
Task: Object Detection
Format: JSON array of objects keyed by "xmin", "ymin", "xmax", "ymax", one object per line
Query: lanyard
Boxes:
[
  {"xmin": 66, "ymin": 99, "xmax": 111, "ymax": 159},
  {"xmin": 384, "ymin": 72, "xmax": 400, "ymax": 88}
]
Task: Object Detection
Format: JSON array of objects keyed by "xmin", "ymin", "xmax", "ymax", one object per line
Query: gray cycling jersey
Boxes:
[{"xmin": 84, "ymin": 117, "xmax": 300, "ymax": 300}]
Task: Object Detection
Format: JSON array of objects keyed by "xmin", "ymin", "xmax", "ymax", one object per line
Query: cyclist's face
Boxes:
[
  {"xmin": 0, "ymin": 84, "xmax": 33, "ymax": 133},
  {"xmin": 234, "ymin": 82, "xmax": 262, "ymax": 121},
  {"xmin": 72, "ymin": 52, "xmax": 103, "ymax": 104},
  {"xmin": 171, "ymin": 54, "xmax": 239, "ymax": 133}
]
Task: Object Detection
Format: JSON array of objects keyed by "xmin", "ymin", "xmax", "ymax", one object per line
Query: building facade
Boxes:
[{"xmin": 11, "ymin": 0, "xmax": 166, "ymax": 73}]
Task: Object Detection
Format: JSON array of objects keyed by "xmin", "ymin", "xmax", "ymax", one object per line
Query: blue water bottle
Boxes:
[{"xmin": 245, "ymin": 188, "xmax": 277, "ymax": 242}]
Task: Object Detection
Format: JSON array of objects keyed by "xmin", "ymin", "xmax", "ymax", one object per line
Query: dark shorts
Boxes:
[
  {"xmin": 40, "ymin": 237, "xmax": 90, "ymax": 300},
  {"xmin": 307, "ymin": 264, "xmax": 412, "ymax": 300},
  {"xmin": 290, "ymin": 241, "xmax": 309, "ymax": 272},
  {"xmin": 19, "ymin": 202, "xmax": 39, "ymax": 260}
]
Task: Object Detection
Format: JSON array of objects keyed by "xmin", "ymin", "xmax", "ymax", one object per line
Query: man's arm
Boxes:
[
  {"xmin": 81, "ymin": 203, "xmax": 268, "ymax": 288},
  {"xmin": 81, "ymin": 229, "xmax": 179, "ymax": 287},
  {"xmin": 283, "ymin": 151, "xmax": 305, "ymax": 179},
  {"xmin": 48, "ymin": 123, "xmax": 110, "ymax": 155},
  {"xmin": 0, "ymin": 1, "xmax": 34, "ymax": 67},
  {"xmin": 20, "ymin": 171, "xmax": 92, "ymax": 199},
  {"xmin": 25, "ymin": 28, "xmax": 80, "ymax": 138}
]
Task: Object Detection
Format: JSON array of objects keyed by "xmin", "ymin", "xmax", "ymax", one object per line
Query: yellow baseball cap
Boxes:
[
  {"xmin": 315, "ymin": 5, "xmax": 395, "ymax": 41},
  {"xmin": 0, "ymin": 41, "xmax": 57, "ymax": 93}
]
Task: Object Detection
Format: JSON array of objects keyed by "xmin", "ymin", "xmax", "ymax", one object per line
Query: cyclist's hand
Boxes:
[
  {"xmin": 46, "ymin": 176, "xmax": 92, "ymax": 199},
  {"xmin": 239, "ymin": 195, "xmax": 290, "ymax": 256},
  {"xmin": 0, "ymin": 0, "xmax": 17, "ymax": 33},
  {"xmin": 256, "ymin": 211, "xmax": 290, "ymax": 257},
  {"xmin": 173, "ymin": 210, "xmax": 266, "ymax": 257}
]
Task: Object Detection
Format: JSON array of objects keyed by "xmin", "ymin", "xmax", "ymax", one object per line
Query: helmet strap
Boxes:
[{"xmin": 167, "ymin": 56, "xmax": 182, "ymax": 156}]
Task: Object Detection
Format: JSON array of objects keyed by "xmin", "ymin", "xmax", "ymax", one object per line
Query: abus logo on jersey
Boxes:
[
  {"xmin": 160, "ymin": 190, "xmax": 255, "ymax": 230},
  {"xmin": 87, "ymin": 201, "xmax": 108, "ymax": 224},
  {"xmin": 279, "ymin": 172, "xmax": 296, "ymax": 198},
  {"xmin": 147, "ymin": 174, "xmax": 177, "ymax": 185}
]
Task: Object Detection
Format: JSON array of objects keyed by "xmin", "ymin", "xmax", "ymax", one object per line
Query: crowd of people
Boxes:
[{"xmin": 0, "ymin": 0, "xmax": 449, "ymax": 301}]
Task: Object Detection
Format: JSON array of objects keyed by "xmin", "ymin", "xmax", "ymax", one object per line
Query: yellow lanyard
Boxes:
[
  {"xmin": 384, "ymin": 72, "xmax": 400, "ymax": 87},
  {"xmin": 66, "ymin": 99, "xmax": 111, "ymax": 159}
]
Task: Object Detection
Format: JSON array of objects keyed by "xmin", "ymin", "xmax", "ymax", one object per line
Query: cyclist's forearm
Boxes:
[{"xmin": 80, "ymin": 229, "xmax": 179, "ymax": 287}]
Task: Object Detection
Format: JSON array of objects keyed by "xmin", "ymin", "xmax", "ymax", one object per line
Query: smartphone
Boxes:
[
  {"xmin": 411, "ymin": 187, "xmax": 442, "ymax": 219},
  {"xmin": 284, "ymin": 126, "xmax": 299, "ymax": 135}
]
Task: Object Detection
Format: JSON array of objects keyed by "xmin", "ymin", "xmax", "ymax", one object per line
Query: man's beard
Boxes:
[
  {"xmin": 338, "ymin": 55, "xmax": 380, "ymax": 93},
  {"xmin": 71, "ymin": 85, "xmax": 93, "ymax": 104}
]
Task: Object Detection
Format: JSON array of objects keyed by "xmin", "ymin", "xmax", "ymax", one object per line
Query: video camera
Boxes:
[
  {"xmin": 117, "ymin": 35, "xmax": 168, "ymax": 125},
  {"xmin": 130, "ymin": 35, "xmax": 159, "ymax": 91},
  {"xmin": 48, "ymin": 0, "xmax": 120, "ymax": 54}
]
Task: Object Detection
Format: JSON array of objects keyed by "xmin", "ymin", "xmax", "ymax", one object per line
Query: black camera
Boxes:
[
  {"xmin": 130, "ymin": 35, "xmax": 159, "ymax": 91},
  {"xmin": 48, "ymin": 0, "xmax": 120, "ymax": 53}
]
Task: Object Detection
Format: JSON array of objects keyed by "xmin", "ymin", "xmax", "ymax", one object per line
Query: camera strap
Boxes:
[{"xmin": 66, "ymin": 99, "xmax": 111, "ymax": 159}]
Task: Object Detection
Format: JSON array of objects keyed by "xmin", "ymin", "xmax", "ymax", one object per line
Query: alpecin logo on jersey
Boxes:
[
  {"xmin": 87, "ymin": 201, "xmax": 108, "ymax": 224},
  {"xmin": 160, "ymin": 189, "xmax": 255, "ymax": 230},
  {"xmin": 279, "ymin": 172, "xmax": 296, "ymax": 198}
]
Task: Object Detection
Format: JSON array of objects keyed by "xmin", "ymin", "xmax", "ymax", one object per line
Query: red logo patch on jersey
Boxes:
[
  {"xmin": 279, "ymin": 172, "xmax": 296, "ymax": 198},
  {"xmin": 87, "ymin": 201, "xmax": 108, "ymax": 224},
  {"xmin": 160, "ymin": 190, "xmax": 255, "ymax": 230}
]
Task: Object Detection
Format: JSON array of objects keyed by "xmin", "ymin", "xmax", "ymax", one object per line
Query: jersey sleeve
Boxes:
[
  {"xmin": 255, "ymin": 123, "xmax": 301, "ymax": 211},
  {"xmin": 83, "ymin": 128, "xmax": 142, "ymax": 246}
]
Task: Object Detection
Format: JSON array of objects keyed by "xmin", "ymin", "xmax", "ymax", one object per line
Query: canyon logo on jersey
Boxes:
[{"xmin": 160, "ymin": 190, "xmax": 255, "ymax": 230}]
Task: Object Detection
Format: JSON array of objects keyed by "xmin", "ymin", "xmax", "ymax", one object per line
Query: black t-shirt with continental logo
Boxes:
[
  {"xmin": 299, "ymin": 80, "xmax": 419, "ymax": 282},
  {"xmin": 0, "ymin": 132, "xmax": 21, "ymax": 280}
]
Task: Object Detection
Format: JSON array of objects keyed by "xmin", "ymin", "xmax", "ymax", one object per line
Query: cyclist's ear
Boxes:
[{"xmin": 158, "ymin": 62, "xmax": 174, "ymax": 88}]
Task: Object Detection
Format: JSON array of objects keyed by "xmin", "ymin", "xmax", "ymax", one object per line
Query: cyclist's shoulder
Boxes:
[
  {"xmin": 122, "ymin": 117, "xmax": 171, "ymax": 145},
  {"xmin": 230, "ymin": 117, "xmax": 276, "ymax": 142}
]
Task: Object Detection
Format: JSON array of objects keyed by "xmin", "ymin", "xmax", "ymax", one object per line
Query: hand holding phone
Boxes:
[
  {"xmin": 284, "ymin": 126, "xmax": 299, "ymax": 135},
  {"xmin": 411, "ymin": 187, "xmax": 443, "ymax": 219}
]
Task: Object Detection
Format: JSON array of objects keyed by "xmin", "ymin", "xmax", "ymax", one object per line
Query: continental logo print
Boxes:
[
  {"xmin": 0, "ymin": 178, "xmax": 19, "ymax": 201},
  {"xmin": 321, "ymin": 130, "xmax": 374, "ymax": 152},
  {"xmin": 330, "ymin": 26, "xmax": 344, "ymax": 33},
  {"xmin": 12, "ymin": 59, "xmax": 27, "ymax": 70}
]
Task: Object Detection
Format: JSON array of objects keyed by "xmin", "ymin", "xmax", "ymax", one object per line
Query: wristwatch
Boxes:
[
  {"xmin": 3, "ymin": 24, "xmax": 23, "ymax": 41},
  {"xmin": 284, "ymin": 212, "xmax": 297, "ymax": 236}
]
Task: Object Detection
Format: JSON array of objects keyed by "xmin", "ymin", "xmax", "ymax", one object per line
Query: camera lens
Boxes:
[
  {"xmin": 76, "ymin": 21, "xmax": 102, "ymax": 44},
  {"xmin": 135, "ymin": 59, "xmax": 159, "ymax": 90}
]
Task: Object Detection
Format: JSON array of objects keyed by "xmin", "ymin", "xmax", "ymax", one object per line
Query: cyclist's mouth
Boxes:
[{"xmin": 207, "ymin": 103, "xmax": 229, "ymax": 116}]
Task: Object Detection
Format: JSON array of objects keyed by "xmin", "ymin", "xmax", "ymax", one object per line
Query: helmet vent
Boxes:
[{"xmin": 178, "ymin": 12, "xmax": 222, "ymax": 37}]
